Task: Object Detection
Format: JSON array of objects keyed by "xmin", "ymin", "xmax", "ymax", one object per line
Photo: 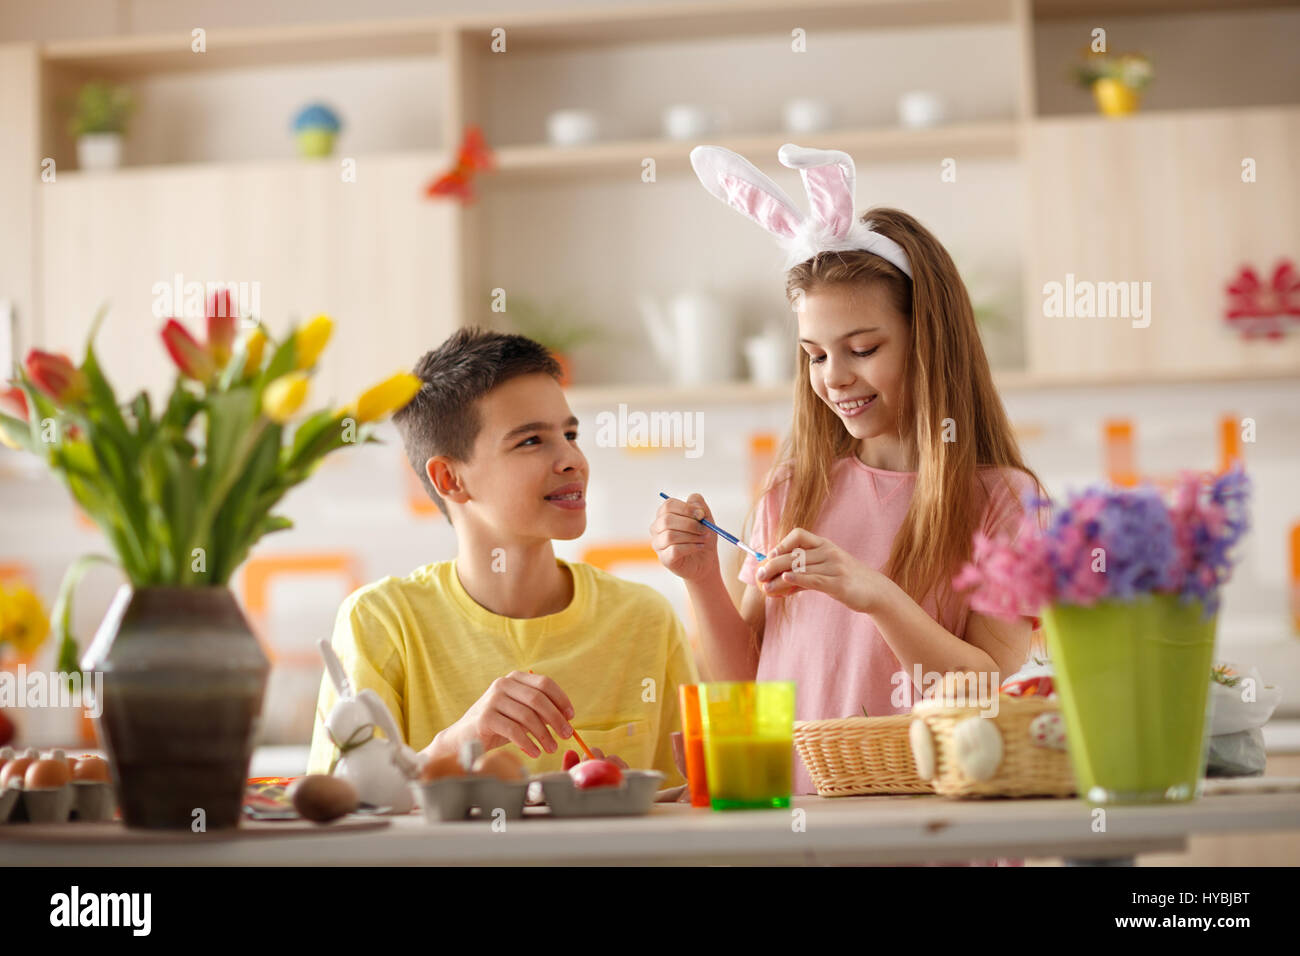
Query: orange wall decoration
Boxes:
[
  {"xmin": 402, "ymin": 450, "xmax": 440, "ymax": 517},
  {"xmin": 1291, "ymin": 523, "xmax": 1300, "ymax": 637},
  {"xmin": 1102, "ymin": 418, "xmax": 1138, "ymax": 488},
  {"xmin": 748, "ymin": 431, "xmax": 778, "ymax": 500},
  {"xmin": 240, "ymin": 552, "xmax": 363, "ymax": 667},
  {"xmin": 1219, "ymin": 413, "xmax": 1243, "ymax": 474}
]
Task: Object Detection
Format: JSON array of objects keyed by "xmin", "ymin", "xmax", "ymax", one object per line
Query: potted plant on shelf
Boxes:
[
  {"xmin": 1072, "ymin": 50, "xmax": 1153, "ymax": 117},
  {"xmin": 68, "ymin": 80, "xmax": 136, "ymax": 171},
  {"xmin": 502, "ymin": 294, "xmax": 603, "ymax": 386},
  {"xmin": 0, "ymin": 290, "xmax": 421, "ymax": 829},
  {"xmin": 954, "ymin": 469, "xmax": 1250, "ymax": 805}
]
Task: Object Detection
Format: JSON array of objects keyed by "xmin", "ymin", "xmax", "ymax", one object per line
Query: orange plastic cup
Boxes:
[{"xmin": 679, "ymin": 684, "xmax": 710, "ymax": 808}]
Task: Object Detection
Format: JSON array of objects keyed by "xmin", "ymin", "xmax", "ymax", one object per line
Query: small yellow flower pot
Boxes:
[{"xmin": 1092, "ymin": 78, "xmax": 1140, "ymax": 117}]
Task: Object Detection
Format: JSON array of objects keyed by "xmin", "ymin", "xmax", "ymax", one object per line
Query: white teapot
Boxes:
[{"xmin": 638, "ymin": 291, "xmax": 739, "ymax": 386}]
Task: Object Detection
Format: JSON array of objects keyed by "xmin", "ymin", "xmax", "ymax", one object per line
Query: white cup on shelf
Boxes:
[
  {"xmin": 546, "ymin": 109, "xmax": 600, "ymax": 145},
  {"xmin": 897, "ymin": 91, "xmax": 947, "ymax": 129},
  {"xmin": 744, "ymin": 330, "xmax": 793, "ymax": 386},
  {"xmin": 662, "ymin": 104, "xmax": 723, "ymax": 140},
  {"xmin": 783, "ymin": 98, "xmax": 833, "ymax": 134}
]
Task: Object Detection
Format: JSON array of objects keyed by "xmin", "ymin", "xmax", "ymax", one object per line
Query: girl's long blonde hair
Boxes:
[{"xmin": 763, "ymin": 207, "xmax": 1040, "ymax": 616}]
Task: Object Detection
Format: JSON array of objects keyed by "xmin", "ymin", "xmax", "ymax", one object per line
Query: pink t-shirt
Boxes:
[{"xmin": 739, "ymin": 455, "xmax": 1038, "ymax": 796}]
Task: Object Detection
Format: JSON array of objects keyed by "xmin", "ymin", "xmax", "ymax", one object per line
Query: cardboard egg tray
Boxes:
[
  {"xmin": 0, "ymin": 781, "xmax": 117, "ymax": 824},
  {"xmin": 534, "ymin": 770, "xmax": 663, "ymax": 818},
  {"xmin": 412, "ymin": 776, "xmax": 529, "ymax": 822}
]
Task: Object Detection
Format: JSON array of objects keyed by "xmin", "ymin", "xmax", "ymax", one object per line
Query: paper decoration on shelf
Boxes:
[
  {"xmin": 1223, "ymin": 259, "xmax": 1300, "ymax": 340},
  {"xmin": 291, "ymin": 103, "xmax": 342, "ymax": 158},
  {"xmin": 425, "ymin": 125, "xmax": 495, "ymax": 204}
]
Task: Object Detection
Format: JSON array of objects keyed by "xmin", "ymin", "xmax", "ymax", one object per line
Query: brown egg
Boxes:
[
  {"xmin": 419, "ymin": 751, "xmax": 465, "ymax": 782},
  {"xmin": 25, "ymin": 758, "xmax": 71, "ymax": 790},
  {"xmin": 71, "ymin": 755, "xmax": 111, "ymax": 783},
  {"xmin": 472, "ymin": 749, "xmax": 526, "ymax": 782},
  {"xmin": 1, "ymin": 756, "xmax": 36, "ymax": 789},
  {"xmin": 289, "ymin": 774, "xmax": 359, "ymax": 823}
]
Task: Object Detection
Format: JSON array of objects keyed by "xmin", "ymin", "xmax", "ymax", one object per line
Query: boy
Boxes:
[{"xmin": 306, "ymin": 328, "xmax": 696, "ymax": 785}]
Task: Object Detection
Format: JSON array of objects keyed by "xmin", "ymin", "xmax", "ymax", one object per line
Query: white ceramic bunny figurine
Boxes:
[{"xmin": 317, "ymin": 638, "xmax": 417, "ymax": 813}]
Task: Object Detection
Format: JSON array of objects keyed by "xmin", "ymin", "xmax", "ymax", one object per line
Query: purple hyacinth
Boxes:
[{"xmin": 954, "ymin": 466, "xmax": 1252, "ymax": 619}]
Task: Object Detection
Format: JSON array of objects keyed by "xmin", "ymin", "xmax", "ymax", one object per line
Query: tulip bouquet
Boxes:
[{"xmin": 0, "ymin": 292, "xmax": 420, "ymax": 666}]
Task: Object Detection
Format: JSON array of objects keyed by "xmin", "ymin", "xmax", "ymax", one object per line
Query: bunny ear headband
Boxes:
[{"xmin": 689, "ymin": 142, "xmax": 912, "ymax": 279}]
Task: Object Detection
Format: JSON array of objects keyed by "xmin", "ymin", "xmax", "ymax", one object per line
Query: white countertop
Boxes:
[{"xmin": 4, "ymin": 780, "xmax": 1299, "ymax": 866}]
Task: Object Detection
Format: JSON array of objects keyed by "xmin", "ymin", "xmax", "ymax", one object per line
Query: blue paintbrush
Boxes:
[{"xmin": 659, "ymin": 492, "xmax": 766, "ymax": 561}]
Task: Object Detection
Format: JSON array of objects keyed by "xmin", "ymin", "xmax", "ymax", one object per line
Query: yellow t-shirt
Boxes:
[{"xmin": 306, "ymin": 558, "xmax": 696, "ymax": 786}]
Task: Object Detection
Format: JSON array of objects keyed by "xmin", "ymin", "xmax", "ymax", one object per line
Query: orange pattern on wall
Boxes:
[
  {"xmin": 1102, "ymin": 419, "xmax": 1137, "ymax": 488},
  {"xmin": 240, "ymin": 552, "xmax": 363, "ymax": 667}
]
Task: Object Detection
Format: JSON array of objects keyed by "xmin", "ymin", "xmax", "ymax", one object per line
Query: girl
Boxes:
[{"xmin": 652, "ymin": 145, "xmax": 1042, "ymax": 800}]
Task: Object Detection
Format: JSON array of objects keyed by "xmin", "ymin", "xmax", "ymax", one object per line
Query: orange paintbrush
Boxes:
[{"xmin": 529, "ymin": 669, "xmax": 595, "ymax": 760}]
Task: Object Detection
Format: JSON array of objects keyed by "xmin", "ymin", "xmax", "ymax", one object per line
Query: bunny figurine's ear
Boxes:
[
  {"xmin": 778, "ymin": 144, "xmax": 856, "ymax": 240},
  {"xmin": 690, "ymin": 145, "xmax": 805, "ymax": 241},
  {"xmin": 318, "ymin": 638, "xmax": 353, "ymax": 698}
]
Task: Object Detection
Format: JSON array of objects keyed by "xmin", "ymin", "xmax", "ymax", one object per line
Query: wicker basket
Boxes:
[
  {"xmin": 793, "ymin": 716, "xmax": 935, "ymax": 796},
  {"xmin": 909, "ymin": 694, "xmax": 1076, "ymax": 798}
]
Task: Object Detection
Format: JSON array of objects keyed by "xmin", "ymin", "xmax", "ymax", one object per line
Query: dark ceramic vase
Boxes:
[{"xmin": 81, "ymin": 586, "xmax": 269, "ymax": 830}]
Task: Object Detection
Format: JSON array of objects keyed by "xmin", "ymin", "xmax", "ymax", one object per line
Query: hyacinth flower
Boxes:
[{"xmin": 954, "ymin": 467, "xmax": 1251, "ymax": 620}]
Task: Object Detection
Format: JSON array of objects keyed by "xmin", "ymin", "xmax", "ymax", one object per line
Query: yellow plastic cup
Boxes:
[{"xmin": 698, "ymin": 681, "xmax": 795, "ymax": 810}]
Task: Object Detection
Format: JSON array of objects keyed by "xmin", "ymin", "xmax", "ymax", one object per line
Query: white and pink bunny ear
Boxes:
[
  {"xmin": 777, "ymin": 143, "xmax": 856, "ymax": 241},
  {"xmin": 690, "ymin": 141, "xmax": 914, "ymax": 279},
  {"xmin": 690, "ymin": 145, "xmax": 805, "ymax": 241}
]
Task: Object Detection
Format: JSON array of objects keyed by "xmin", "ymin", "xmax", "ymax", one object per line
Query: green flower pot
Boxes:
[{"xmin": 1043, "ymin": 594, "xmax": 1217, "ymax": 805}]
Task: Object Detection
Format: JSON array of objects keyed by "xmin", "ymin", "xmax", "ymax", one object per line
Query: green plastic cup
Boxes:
[
  {"xmin": 698, "ymin": 681, "xmax": 795, "ymax": 810},
  {"xmin": 1043, "ymin": 594, "xmax": 1218, "ymax": 805}
]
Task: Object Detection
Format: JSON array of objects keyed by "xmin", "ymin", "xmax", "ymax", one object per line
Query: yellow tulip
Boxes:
[
  {"xmin": 0, "ymin": 583, "xmax": 50, "ymax": 656},
  {"xmin": 262, "ymin": 372, "xmax": 310, "ymax": 423},
  {"xmin": 294, "ymin": 315, "xmax": 334, "ymax": 369},
  {"xmin": 351, "ymin": 372, "xmax": 422, "ymax": 423},
  {"xmin": 241, "ymin": 327, "xmax": 267, "ymax": 377}
]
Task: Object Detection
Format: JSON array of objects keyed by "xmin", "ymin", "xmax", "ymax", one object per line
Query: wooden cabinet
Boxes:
[
  {"xmin": 1024, "ymin": 106, "xmax": 1300, "ymax": 381},
  {"xmin": 39, "ymin": 153, "xmax": 457, "ymax": 402}
]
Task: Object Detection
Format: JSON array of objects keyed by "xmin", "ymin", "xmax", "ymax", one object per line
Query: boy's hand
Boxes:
[
  {"xmin": 651, "ymin": 493, "xmax": 722, "ymax": 583},
  {"xmin": 453, "ymin": 670, "xmax": 576, "ymax": 759}
]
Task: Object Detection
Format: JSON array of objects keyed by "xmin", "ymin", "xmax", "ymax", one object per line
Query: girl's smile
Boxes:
[{"xmin": 833, "ymin": 393, "xmax": 878, "ymax": 417}]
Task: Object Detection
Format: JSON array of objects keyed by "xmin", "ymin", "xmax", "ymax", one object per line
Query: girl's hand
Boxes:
[
  {"xmin": 754, "ymin": 528, "xmax": 882, "ymax": 614},
  {"xmin": 650, "ymin": 493, "xmax": 722, "ymax": 583}
]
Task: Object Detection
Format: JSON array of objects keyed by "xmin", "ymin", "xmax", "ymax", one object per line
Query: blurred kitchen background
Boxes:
[{"xmin": 1, "ymin": 0, "xmax": 1298, "ymax": 772}]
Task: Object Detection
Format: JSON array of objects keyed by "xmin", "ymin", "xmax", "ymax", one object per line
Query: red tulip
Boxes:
[
  {"xmin": 206, "ymin": 288, "xmax": 238, "ymax": 367},
  {"xmin": 24, "ymin": 350, "xmax": 88, "ymax": 404},
  {"xmin": 161, "ymin": 318, "xmax": 216, "ymax": 384},
  {"xmin": 0, "ymin": 385, "xmax": 28, "ymax": 420}
]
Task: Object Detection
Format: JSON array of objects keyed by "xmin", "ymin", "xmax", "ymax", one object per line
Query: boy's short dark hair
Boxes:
[{"xmin": 393, "ymin": 327, "xmax": 562, "ymax": 518}]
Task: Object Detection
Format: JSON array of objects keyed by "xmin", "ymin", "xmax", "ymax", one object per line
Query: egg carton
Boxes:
[
  {"xmin": 535, "ymin": 770, "xmax": 664, "ymax": 817},
  {"xmin": 412, "ymin": 776, "xmax": 529, "ymax": 822},
  {"xmin": 0, "ymin": 781, "xmax": 116, "ymax": 824}
]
